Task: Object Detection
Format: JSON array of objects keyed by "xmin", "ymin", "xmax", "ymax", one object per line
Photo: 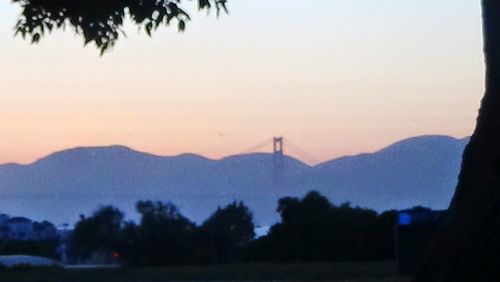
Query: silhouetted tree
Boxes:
[
  {"xmin": 69, "ymin": 206, "xmax": 124, "ymax": 262},
  {"xmin": 375, "ymin": 210, "xmax": 398, "ymax": 260},
  {"xmin": 128, "ymin": 200, "xmax": 196, "ymax": 266},
  {"xmin": 246, "ymin": 191, "xmax": 396, "ymax": 262},
  {"xmin": 416, "ymin": 3, "xmax": 500, "ymax": 281},
  {"xmin": 199, "ymin": 201, "xmax": 255, "ymax": 263},
  {"xmin": 277, "ymin": 191, "xmax": 332, "ymax": 225}
]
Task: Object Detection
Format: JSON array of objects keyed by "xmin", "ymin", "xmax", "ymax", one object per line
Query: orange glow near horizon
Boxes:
[{"xmin": 0, "ymin": 0, "xmax": 483, "ymax": 165}]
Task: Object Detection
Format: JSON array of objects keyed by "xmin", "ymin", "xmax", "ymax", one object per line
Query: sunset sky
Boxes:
[{"xmin": 0, "ymin": 0, "xmax": 484, "ymax": 165}]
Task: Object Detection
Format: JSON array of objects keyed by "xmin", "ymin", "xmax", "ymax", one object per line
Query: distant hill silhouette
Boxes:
[{"xmin": 0, "ymin": 135, "xmax": 468, "ymax": 225}]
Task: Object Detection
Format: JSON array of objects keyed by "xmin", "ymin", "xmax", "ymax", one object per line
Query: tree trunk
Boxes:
[{"xmin": 415, "ymin": 1, "xmax": 500, "ymax": 281}]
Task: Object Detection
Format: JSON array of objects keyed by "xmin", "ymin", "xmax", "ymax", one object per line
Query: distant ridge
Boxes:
[{"xmin": 0, "ymin": 135, "xmax": 469, "ymax": 225}]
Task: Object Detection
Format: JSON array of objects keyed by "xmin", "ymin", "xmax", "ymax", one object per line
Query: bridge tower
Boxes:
[
  {"xmin": 273, "ymin": 137, "xmax": 285, "ymax": 184},
  {"xmin": 273, "ymin": 137, "xmax": 284, "ymax": 156}
]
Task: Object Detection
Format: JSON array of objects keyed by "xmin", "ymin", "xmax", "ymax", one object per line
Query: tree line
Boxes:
[{"xmin": 67, "ymin": 191, "xmax": 398, "ymax": 265}]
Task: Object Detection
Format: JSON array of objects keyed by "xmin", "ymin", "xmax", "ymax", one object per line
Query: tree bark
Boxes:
[{"xmin": 416, "ymin": 1, "xmax": 500, "ymax": 281}]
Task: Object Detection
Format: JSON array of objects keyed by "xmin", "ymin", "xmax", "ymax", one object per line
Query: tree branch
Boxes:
[{"xmin": 12, "ymin": 0, "xmax": 228, "ymax": 54}]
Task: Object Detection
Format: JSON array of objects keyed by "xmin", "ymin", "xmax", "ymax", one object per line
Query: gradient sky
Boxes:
[{"xmin": 0, "ymin": 0, "xmax": 484, "ymax": 165}]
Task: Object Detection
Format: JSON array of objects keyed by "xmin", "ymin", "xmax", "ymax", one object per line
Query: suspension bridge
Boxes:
[{"xmin": 236, "ymin": 136, "xmax": 321, "ymax": 181}]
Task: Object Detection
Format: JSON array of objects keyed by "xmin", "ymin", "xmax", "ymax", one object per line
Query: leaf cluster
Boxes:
[
  {"xmin": 69, "ymin": 206, "xmax": 124, "ymax": 260},
  {"xmin": 12, "ymin": 0, "xmax": 228, "ymax": 54}
]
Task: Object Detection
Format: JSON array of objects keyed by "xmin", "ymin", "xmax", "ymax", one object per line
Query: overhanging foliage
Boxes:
[{"xmin": 12, "ymin": 0, "xmax": 228, "ymax": 54}]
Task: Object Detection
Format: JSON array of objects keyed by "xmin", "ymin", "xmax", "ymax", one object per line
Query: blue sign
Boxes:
[{"xmin": 398, "ymin": 213, "xmax": 412, "ymax": 226}]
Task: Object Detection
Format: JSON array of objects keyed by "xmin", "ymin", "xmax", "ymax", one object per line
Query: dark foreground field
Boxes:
[{"xmin": 0, "ymin": 262, "xmax": 410, "ymax": 282}]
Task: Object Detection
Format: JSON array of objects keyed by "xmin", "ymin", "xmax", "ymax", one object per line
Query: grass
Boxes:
[{"xmin": 0, "ymin": 261, "xmax": 411, "ymax": 282}]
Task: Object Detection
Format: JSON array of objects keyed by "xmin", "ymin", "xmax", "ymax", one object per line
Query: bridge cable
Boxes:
[
  {"xmin": 238, "ymin": 138, "xmax": 273, "ymax": 155},
  {"xmin": 283, "ymin": 138, "xmax": 322, "ymax": 165}
]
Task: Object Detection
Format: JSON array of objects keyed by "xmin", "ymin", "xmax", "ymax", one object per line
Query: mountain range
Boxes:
[{"xmin": 0, "ymin": 135, "xmax": 469, "ymax": 225}]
